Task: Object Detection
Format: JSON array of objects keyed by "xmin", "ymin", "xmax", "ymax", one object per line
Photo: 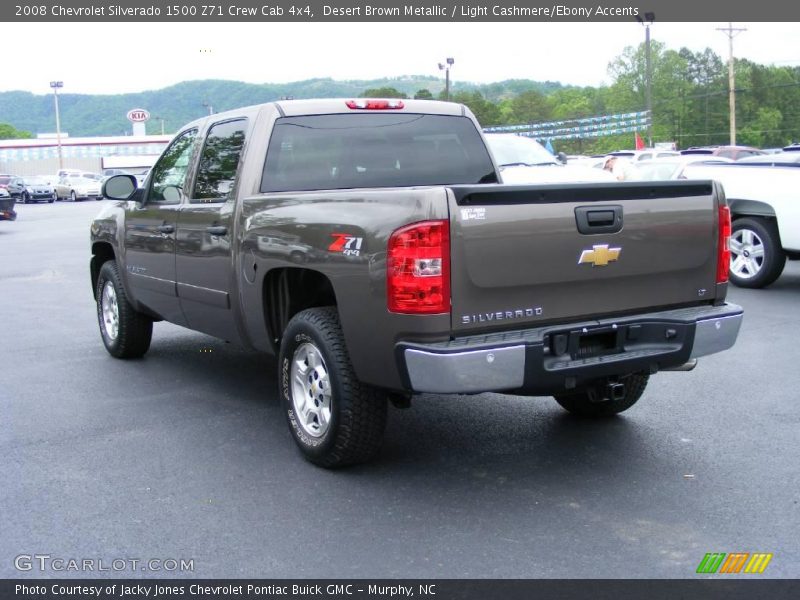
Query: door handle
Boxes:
[
  {"xmin": 157, "ymin": 224, "xmax": 175, "ymax": 234},
  {"xmin": 575, "ymin": 205, "xmax": 623, "ymax": 235},
  {"xmin": 206, "ymin": 225, "xmax": 228, "ymax": 236}
]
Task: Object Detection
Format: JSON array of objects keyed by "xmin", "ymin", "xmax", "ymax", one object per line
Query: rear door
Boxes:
[
  {"xmin": 449, "ymin": 181, "xmax": 720, "ymax": 334},
  {"xmin": 175, "ymin": 117, "xmax": 249, "ymax": 343}
]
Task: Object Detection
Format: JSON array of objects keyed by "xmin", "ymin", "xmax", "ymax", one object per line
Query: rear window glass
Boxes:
[{"xmin": 261, "ymin": 113, "xmax": 497, "ymax": 192}]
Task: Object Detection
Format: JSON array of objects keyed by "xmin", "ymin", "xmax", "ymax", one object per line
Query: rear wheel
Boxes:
[
  {"xmin": 279, "ymin": 307, "xmax": 387, "ymax": 468},
  {"xmin": 729, "ymin": 218, "xmax": 785, "ymax": 289},
  {"xmin": 95, "ymin": 260, "xmax": 152, "ymax": 358},
  {"xmin": 553, "ymin": 372, "xmax": 649, "ymax": 417}
]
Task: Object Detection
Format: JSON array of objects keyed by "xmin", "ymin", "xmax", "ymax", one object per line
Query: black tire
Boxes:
[
  {"xmin": 729, "ymin": 218, "xmax": 785, "ymax": 289},
  {"xmin": 70, "ymin": 190, "xmax": 78, "ymax": 202},
  {"xmin": 553, "ymin": 372, "xmax": 649, "ymax": 418},
  {"xmin": 279, "ymin": 307, "xmax": 387, "ymax": 468},
  {"xmin": 22, "ymin": 192, "xmax": 30, "ymax": 204},
  {"xmin": 95, "ymin": 260, "xmax": 152, "ymax": 359},
  {"xmin": 48, "ymin": 196, "xmax": 55, "ymax": 203}
]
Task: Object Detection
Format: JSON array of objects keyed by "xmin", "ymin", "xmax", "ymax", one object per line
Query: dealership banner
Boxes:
[
  {"xmin": 485, "ymin": 110, "xmax": 651, "ymax": 140},
  {"xmin": 3, "ymin": 0, "xmax": 799, "ymax": 22}
]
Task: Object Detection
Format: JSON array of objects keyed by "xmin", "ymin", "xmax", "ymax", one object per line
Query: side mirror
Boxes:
[
  {"xmin": 557, "ymin": 152, "xmax": 568, "ymax": 164},
  {"xmin": 102, "ymin": 174, "xmax": 138, "ymax": 200}
]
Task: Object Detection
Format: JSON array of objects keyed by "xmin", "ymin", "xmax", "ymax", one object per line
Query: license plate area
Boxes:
[
  {"xmin": 548, "ymin": 326, "xmax": 623, "ymax": 360},
  {"xmin": 575, "ymin": 330, "xmax": 619, "ymax": 358}
]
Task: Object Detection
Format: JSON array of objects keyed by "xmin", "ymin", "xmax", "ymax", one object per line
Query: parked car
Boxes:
[
  {"xmin": 608, "ymin": 149, "xmax": 680, "ymax": 162},
  {"xmin": 630, "ymin": 156, "xmax": 734, "ymax": 181},
  {"xmin": 0, "ymin": 175, "xmax": 24, "ymax": 199},
  {"xmin": 682, "ymin": 161, "xmax": 800, "ymax": 288},
  {"xmin": 54, "ymin": 174, "xmax": 102, "ymax": 201},
  {"xmin": 681, "ymin": 146, "xmax": 765, "ymax": 160},
  {"xmin": 56, "ymin": 168, "xmax": 85, "ymax": 179},
  {"xmin": 485, "ymin": 134, "xmax": 616, "ymax": 183},
  {"xmin": 18, "ymin": 176, "xmax": 57, "ymax": 203},
  {"xmin": 0, "ymin": 188, "xmax": 17, "ymax": 222},
  {"xmin": 736, "ymin": 152, "xmax": 800, "ymax": 166},
  {"xmin": 103, "ymin": 168, "xmax": 131, "ymax": 177}
]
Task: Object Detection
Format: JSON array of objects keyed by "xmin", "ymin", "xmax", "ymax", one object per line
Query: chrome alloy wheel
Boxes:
[
  {"xmin": 730, "ymin": 228, "xmax": 765, "ymax": 280},
  {"xmin": 290, "ymin": 342, "xmax": 332, "ymax": 438},
  {"xmin": 101, "ymin": 281, "xmax": 120, "ymax": 340}
]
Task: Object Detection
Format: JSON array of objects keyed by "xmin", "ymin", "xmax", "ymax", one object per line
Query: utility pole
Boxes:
[
  {"xmin": 645, "ymin": 22, "xmax": 652, "ymax": 147},
  {"xmin": 717, "ymin": 22, "xmax": 746, "ymax": 146},
  {"xmin": 636, "ymin": 13, "xmax": 655, "ymax": 147}
]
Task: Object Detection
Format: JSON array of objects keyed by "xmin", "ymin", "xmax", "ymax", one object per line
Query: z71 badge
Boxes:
[{"xmin": 329, "ymin": 233, "xmax": 364, "ymax": 257}]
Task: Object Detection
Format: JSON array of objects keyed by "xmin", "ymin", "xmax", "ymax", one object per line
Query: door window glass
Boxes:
[
  {"xmin": 149, "ymin": 129, "xmax": 198, "ymax": 205},
  {"xmin": 192, "ymin": 119, "xmax": 247, "ymax": 203}
]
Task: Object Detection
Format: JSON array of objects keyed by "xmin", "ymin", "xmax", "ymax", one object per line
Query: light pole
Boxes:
[
  {"xmin": 438, "ymin": 57, "xmax": 454, "ymax": 101},
  {"xmin": 49, "ymin": 81, "xmax": 64, "ymax": 170},
  {"xmin": 636, "ymin": 13, "xmax": 655, "ymax": 148},
  {"xmin": 154, "ymin": 116, "xmax": 166, "ymax": 135},
  {"xmin": 202, "ymin": 102, "xmax": 214, "ymax": 115}
]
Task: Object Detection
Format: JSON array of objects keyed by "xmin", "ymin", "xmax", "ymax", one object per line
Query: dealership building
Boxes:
[{"xmin": 0, "ymin": 133, "xmax": 172, "ymax": 177}]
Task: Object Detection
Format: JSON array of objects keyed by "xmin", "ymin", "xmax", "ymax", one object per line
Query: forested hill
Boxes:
[
  {"xmin": 0, "ymin": 77, "xmax": 563, "ymax": 138},
  {"xmin": 3, "ymin": 43, "xmax": 799, "ymax": 154}
]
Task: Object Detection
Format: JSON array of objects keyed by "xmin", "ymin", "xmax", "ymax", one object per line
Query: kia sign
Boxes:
[{"xmin": 127, "ymin": 109, "xmax": 150, "ymax": 123}]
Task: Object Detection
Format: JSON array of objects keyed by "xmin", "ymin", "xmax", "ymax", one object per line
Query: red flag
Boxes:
[{"xmin": 635, "ymin": 132, "xmax": 645, "ymax": 150}]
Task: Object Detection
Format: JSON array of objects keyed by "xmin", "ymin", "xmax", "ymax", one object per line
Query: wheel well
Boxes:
[
  {"xmin": 728, "ymin": 199, "xmax": 776, "ymax": 219},
  {"xmin": 90, "ymin": 242, "xmax": 116, "ymax": 298},
  {"xmin": 263, "ymin": 268, "xmax": 337, "ymax": 349}
]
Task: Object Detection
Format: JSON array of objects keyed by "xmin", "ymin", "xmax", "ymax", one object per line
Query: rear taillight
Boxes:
[
  {"xmin": 717, "ymin": 204, "xmax": 731, "ymax": 283},
  {"xmin": 346, "ymin": 99, "xmax": 405, "ymax": 110},
  {"xmin": 387, "ymin": 220, "xmax": 450, "ymax": 314}
]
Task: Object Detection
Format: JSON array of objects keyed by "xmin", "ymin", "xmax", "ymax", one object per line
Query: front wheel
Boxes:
[
  {"xmin": 22, "ymin": 192, "xmax": 30, "ymax": 204},
  {"xmin": 553, "ymin": 372, "xmax": 649, "ymax": 417},
  {"xmin": 729, "ymin": 218, "xmax": 785, "ymax": 289},
  {"xmin": 70, "ymin": 190, "xmax": 78, "ymax": 202},
  {"xmin": 95, "ymin": 260, "xmax": 153, "ymax": 358},
  {"xmin": 279, "ymin": 307, "xmax": 387, "ymax": 468}
]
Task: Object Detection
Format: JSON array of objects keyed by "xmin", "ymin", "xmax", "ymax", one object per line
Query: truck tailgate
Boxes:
[{"xmin": 449, "ymin": 181, "xmax": 721, "ymax": 333}]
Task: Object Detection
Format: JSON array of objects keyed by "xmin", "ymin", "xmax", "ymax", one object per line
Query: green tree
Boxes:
[
  {"xmin": 0, "ymin": 123, "xmax": 33, "ymax": 140},
  {"xmin": 361, "ymin": 87, "xmax": 407, "ymax": 99},
  {"xmin": 448, "ymin": 91, "xmax": 501, "ymax": 127},
  {"xmin": 738, "ymin": 107, "xmax": 783, "ymax": 147},
  {"xmin": 413, "ymin": 89, "xmax": 434, "ymax": 100},
  {"xmin": 507, "ymin": 90, "xmax": 551, "ymax": 124}
]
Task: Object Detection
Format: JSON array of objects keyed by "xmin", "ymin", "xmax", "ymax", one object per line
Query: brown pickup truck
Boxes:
[{"xmin": 90, "ymin": 99, "xmax": 742, "ymax": 467}]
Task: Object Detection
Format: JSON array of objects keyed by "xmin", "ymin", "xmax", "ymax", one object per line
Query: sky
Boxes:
[{"xmin": 4, "ymin": 22, "xmax": 800, "ymax": 96}]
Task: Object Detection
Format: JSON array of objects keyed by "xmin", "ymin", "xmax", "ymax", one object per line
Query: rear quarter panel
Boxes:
[{"xmin": 236, "ymin": 187, "xmax": 452, "ymax": 390}]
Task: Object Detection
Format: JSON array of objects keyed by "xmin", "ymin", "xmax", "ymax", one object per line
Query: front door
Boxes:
[
  {"xmin": 175, "ymin": 118, "xmax": 248, "ymax": 342},
  {"xmin": 123, "ymin": 128, "xmax": 198, "ymax": 325}
]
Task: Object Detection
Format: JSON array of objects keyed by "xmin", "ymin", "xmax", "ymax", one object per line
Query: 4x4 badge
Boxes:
[{"xmin": 578, "ymin": 244, "xmax": 621, "ymax": 267}]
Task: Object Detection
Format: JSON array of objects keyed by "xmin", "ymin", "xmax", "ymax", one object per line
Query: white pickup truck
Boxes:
[{"xmin": 682, "ymin": 162, "xmax": 800, "ymax": 288}]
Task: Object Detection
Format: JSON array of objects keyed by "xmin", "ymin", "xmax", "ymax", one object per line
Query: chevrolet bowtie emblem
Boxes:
[{"xmin": 578, "ymin": 244, "xmax": 621, "ymax": 267}]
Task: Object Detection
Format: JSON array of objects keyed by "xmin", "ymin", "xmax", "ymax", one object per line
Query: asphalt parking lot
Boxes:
[{"xmin": 2, "ymin": 200, "xmax": 799, "ymax": 579}]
